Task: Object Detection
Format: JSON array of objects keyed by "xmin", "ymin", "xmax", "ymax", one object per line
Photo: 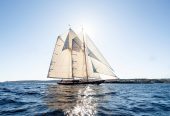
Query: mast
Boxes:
[
  {"xmin": 69, "ymin": 28, "xmax": 74, "ymax": 80},
  {"xmin": 82, "ymin": 28, "xmax": 89, "ymax": 81}
]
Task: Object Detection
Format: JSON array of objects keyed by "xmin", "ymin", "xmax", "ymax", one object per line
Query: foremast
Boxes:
[{"xmin": 69, "ymin": 28, "xmax": 74, "ymax": 80}]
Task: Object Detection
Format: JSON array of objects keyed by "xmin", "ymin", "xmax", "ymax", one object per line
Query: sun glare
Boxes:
[{"xmin": 70, "ymin": 18, "xmax": 99, "ymax": 39}]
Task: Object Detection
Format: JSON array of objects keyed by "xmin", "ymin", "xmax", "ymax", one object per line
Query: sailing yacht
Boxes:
[{"xmin": 47, "ymin": 28, "xmax": 118, "ymax": 85}]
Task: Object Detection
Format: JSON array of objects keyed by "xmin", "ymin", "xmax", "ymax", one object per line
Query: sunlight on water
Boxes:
[
  {"xmin": 68, "ymin": 86, "xmax": 97, "ymax": 115},
  {"xmin": 45, "ymin": 84, "xmax": 99, "ymax": 115}
]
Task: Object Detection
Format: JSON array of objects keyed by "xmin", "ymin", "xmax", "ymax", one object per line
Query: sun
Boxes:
[{"xmin": 70, "ymin": 18, "xmax": 99, "ymax": 39}]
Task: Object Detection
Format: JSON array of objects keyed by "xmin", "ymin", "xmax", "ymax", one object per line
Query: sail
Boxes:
[
  {"xmin": 69, "ymin": 30, "xmax": 87, "ymax": 79},
  {"xmin": 72, "ymin": 36, "xmax": 87, "ymax": 78},
  {"xmin": 90, "ymin": 57, "xmax": 116, "ymax": 76},
  {"xmin": 48, "ymin": 34, "xmax": 72, "ymax": 79},
  {"xmin": 83, "ymin": 33, "xmax": 117, "ymax": 79},
  {"xmin": 85, "ymin": 34, "xmax": 113, "ymax": 70}
]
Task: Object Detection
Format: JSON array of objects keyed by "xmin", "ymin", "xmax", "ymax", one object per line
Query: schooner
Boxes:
[{"xmin": 47, "ymin": 28, "xmax": 118, "ymax": 85}]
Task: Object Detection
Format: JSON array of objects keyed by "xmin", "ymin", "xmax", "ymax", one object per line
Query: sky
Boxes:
[{"xmin": 0, "ymin": 0, "xmax": 170, "ymax": 81}]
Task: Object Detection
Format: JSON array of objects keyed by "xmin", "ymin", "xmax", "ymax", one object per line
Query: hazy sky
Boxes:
[{"xmin": 0, "ymin": 0, "xmax": 170, "ymax": 81}]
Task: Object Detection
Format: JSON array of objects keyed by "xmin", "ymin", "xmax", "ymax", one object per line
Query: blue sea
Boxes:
[{"xmin": 0, "ymin": 81, "xmax": 170, "ymax": 116}]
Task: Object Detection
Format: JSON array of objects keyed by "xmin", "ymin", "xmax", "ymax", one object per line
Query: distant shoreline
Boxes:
[
  {"xmin": 1, "ymin": 79, "xmax": 170, "ymax": 84},
  {"xmin": 104, "ymin": 79, "xmax": 170, "ymax": 84}
]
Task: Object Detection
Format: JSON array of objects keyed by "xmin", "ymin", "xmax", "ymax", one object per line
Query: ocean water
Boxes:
[{"xmin": 0, "ymin": 81, "xmax": 170, "ymax": 116}]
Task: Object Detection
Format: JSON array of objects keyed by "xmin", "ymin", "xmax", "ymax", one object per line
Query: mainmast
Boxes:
[{"xmin": 82, "ymin": 28, "xmax": 89, "ymax": 81}]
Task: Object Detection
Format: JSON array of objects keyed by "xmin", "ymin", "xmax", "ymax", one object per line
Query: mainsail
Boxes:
[{"xmin": 48, "ymin": 28, "xmax": 118, "ymax": 80}]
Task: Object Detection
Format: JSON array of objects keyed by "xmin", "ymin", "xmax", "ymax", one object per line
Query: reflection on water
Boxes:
[{"xmin": 45, "ymin": 84, "xmax": 103, "ymax": 115}]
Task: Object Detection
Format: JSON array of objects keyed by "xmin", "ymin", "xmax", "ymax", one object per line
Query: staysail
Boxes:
[
  {"xmin": 82, "ymin": 33, "xmax": 117, "ymax": 79},
  {"xmin": 48, "ymin": 28, "xmax": 117, "ymax": 80}
]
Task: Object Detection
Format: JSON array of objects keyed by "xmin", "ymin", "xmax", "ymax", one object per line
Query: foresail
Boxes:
[
  {"xmin": 48, "ymin": 35, "xmax": 72, "ymax": 79},
  {"xmin": 85, "ymin": 34, "xmax": 114, "ymax": 70},
  {"xmin": 91, "ymin": 57, "xmax": 116, "ymax": 76},
  {"xmin": 83, "ymin": 33, "xmax": 117, "ymax": 79}
]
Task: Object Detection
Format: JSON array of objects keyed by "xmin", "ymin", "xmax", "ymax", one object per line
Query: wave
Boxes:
[
  {"xmin": 1, "ymin": 81, "xmax": 170, "ymax": 115},
  {"xmin": 0, "ymin": 98, "xmax": 26, "ymax": 105}
]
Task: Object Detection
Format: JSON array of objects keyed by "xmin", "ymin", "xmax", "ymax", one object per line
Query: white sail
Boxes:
[
  {"xmin": 48, "ymin": 33, "xmax": 72, "ymax": 79},
  {"xmin": 83, "ymin": 33, "xmax": 117, "ymax": 79},
  {"xmin": 90, "ymin": 57, "xmax": 116, "ymax": 76},
  {"xmin": 72, "ymin": 36, "xmax": 87, "ymax": 78},
  {"xmin": 85, "ymin": 34, "xmax": 113, "ymax": 70}
]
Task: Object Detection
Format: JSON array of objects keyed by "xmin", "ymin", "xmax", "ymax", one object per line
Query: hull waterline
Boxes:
[{"xmin": 58, "ymin": 80, "xmax": 105, "ymax": 85}]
